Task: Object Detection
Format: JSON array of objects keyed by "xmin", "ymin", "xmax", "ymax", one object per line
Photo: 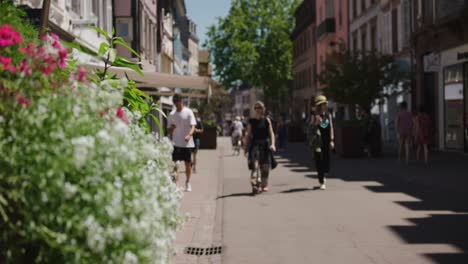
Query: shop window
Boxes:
[
  {"xmin": 353, "ymin": 0, "xmax": 357, "ymax": 19},
  {"xmin": 71, "ymin": 0, "xmax": 81, "ymax": 16},
  {"xmin": 392, "ymin": 8, "xmax": 399, "ymax": 53},
  {"xmin": 116, "ymin": 18, "xmax": 133, "ymax": 42},
  {"xmin": 464, "ymin": 63, "xmax": 468, "ymax": 151},
  {"xmin": 361, "ymin": 30, "xmax": 367, "ymax": 52},
  {"xmin": 444, "ymin": 64, "xmax": 464, "ymax": 149}
]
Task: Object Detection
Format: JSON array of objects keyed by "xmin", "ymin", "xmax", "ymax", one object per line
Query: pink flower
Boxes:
[
  {"xmin": 41, "ymin": 64, "xmax": 55, "ymax": 75},
  {"xmin": 0, "ymin": 25, "xmax": 23, "ymax": 47},
  {"xmin": 76, "ymin": 67, "xmax": 87, "ymax": 82},
  {"xmin": 116, "ymin": 107, "xmax": 128, "ymax": 123},
  {"xmin": 0, "ymin": 56, "xmax": 17, "ymax": 73},
  {"xmin": 0, "ymin": 56, "xmax": 12, "ymax": 66},
  {"xmin": 4, "ymin": 65, "xmax": 17, "ymax": 73},
  {"xmin": 14, "ymin": 93, "xmax": 30, "ymax": 106}
]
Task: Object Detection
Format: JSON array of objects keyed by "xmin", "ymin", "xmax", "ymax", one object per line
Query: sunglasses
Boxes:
[{"xmin": 254, "ymin": 106, "xmax": 263, "ymax": 110}]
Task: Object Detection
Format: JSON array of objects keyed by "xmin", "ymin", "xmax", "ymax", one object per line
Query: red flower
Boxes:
[
  {"xmin": 0, "ymin": 56, "xmax": 17, "ymax": 73},
  {"xmin": 0, "ymin": 25, "xmax": 23, "ymax": 47},
  {"xmin": 116, "ymin": 107, "xmax": 128, "ymax": 123},
  {"xmin": 14, "ymin": 93, "xmax": 30, "ymax": 107}
]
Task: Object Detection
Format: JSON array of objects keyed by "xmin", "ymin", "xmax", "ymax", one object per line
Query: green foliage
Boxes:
[
  {"xmin": 0, "ymin": 25, "xmax": 181, "ymax": 263},
  {"xmin": 68, "ymin": 26, "xmax": 164, "ymax": 134},
  {"xmin": 318, "ymin": 49, "xmax": 411, "ymax": 109},
  {"xmin": 203, "ymin": 120, "xmax": 219, "ymax": 129},
  {"xmin": 205, "ymin": 0, "xmax": 300, "ymax": 109},
  {"xmin": 0, "ymin": 1, "xmax": 38, "ymax": 44}
]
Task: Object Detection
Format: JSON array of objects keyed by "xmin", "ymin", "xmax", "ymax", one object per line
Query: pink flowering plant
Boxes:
[{"xmin": 0, "ymin": 24, "xmax": 182, "ymax": 263}]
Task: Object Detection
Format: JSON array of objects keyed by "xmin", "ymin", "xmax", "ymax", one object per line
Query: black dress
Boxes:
[
  {"xmin": 314, "ymin": 113, "xmax": 331, "ymax": 184},
  {"xmin": 248, "ymin": 118, "xmax": 272, "ymax": 168}
]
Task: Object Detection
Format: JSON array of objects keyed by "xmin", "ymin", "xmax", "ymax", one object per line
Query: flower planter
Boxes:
[
  {"xmin": 287, "ymin": 123, "xmax": 306, "ymax": 142},
  {"xmin": 335, "ymin": 120, "xmax": 382, "ymax": 158},
  {"xmin": 199, "ymin": 127, "xmax": 217, "ymax": 149},
  {"xmin": 335, "ymin": 122, "xmax": 365, "ymax": 158}
]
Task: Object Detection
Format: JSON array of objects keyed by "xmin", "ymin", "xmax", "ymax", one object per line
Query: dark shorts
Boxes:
[
  {"xmin": 172, "ymin": 147, "xmax": 192, "ymax": 162},
  {"xmin": 192, "ymin": 138, "xmax": 200, "ymax": 153}
]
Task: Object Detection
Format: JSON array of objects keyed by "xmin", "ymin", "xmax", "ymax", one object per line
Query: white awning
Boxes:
[{"xmin": 81, "ymin": 64, "xmax": 212, "ymax": 95}]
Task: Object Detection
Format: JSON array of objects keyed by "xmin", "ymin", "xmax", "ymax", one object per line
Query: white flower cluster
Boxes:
[{"xmin": 0, "ymin": 75, "xmax": 182, "ymax": 263}]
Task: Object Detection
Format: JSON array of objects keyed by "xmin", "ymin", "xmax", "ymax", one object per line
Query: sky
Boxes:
[{"xmin": 185, "ymin": 0, "xmax": 232, "ymax": 47}]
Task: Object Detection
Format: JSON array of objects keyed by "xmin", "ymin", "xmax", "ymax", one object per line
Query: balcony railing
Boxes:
[{"xmin": 316, "ymin": 18, "xmax": 336, "ymax": 40}]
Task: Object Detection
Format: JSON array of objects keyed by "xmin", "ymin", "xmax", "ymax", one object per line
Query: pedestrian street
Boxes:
[{"xmin": 174, "ymin": 137, "xmax": 468, "ymax": 264}]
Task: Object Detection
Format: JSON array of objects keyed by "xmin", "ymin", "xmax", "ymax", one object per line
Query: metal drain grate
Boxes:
[{"xmin": 185, "ymin": 246, "xmax": 223, "ymax": 256}]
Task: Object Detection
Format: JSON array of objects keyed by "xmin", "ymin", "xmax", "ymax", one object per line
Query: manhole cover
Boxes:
[{"xmin": 184, "ymin": 246, "xmax": 223, "ymax": 256}]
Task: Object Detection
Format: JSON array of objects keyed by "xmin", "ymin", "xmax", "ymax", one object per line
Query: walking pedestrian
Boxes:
[
  {"xmin": 396, "ymin": 101, "xmax": 413, "ymax": 164},
  {"xmin": 415, "ymin": 105, "xmax": 431, "ymax": 164},
  {"xmin": 168, "ymin": 94, "xmax": 197, "ymax": 192},
  {"xmin": 311, "ymin": 95, "xmax": 335, "ymax": 190},
  {"xmin": 231, "ymin": 116, "xmax": 243, "ymax": 155},
  {"xmin": 276, "ymin": 116, "xmax": 287, "ymax": 150},
  {"xmin": 243, "ymin": 101, "xmax": 276, "ymax": 194},
  {"xmin": 192, "ymin": 109, "xmax": 204, "ymax": 173},
  {"xmin": 360, "ymin": 107, "xmax": 373, "ymax": 157}
]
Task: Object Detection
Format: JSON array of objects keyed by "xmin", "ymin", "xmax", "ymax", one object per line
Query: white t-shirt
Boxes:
[
  {"xmin": 231, "ymin": 120, "xmax": 244, "ymax": 137},
  {"xmin": 168, "ymin": 107, "xmax": 197, "ymax": 148}
]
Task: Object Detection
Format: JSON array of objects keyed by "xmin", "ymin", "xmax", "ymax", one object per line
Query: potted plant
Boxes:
[{"xmin": 199, "ymin": 120, "xmax": 218, "ymax": 149}]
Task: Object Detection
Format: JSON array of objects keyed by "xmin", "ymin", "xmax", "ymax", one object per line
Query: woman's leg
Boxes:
[
  {"xmin": 405, "ymin": 137, "xmax": 410, "ymax": 164},
  {"xmin": 315, "ymin": 152, "xmax": 324, "ymax": 185},
  {"xmin": 416, "ymin": 143, "xmax": 421, "ymax": 161},
  {"xmin": 261, "ymin": 164, "xmax": 269, "ymax": 189},
  {"xmin": 398, "ymin": 135, "xmax": 403, "ymax": 162},
  {"xmin": 322, "ymin": 147, "xmax": 330, "ymax": 185},
  {"xmin": 423, "ymin": 144, "xmax": 429, "ymax": 164}
]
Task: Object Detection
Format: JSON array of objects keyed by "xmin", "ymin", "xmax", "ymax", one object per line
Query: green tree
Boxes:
[
  {"xmin": 318, "ymin": 48, "xmax": 411, "ymax": 112},
  {"xmin": 205, "ymin": 0, "xmax": 299, "ymax": 111}
]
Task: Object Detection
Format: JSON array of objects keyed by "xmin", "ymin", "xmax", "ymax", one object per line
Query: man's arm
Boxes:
[
  {"xmin": 329, "ymin": 114, "xmax": 335, "ymax": 149},
  {"xmin": 185, "ymin": 125, "xmax": 195, "ymax": 142},
  {"xmin": 196, "ymin": 123, "xmax": 204, "ymax": 134}
]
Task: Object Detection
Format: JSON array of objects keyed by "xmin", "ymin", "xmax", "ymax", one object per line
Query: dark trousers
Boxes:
[{"xmin": 314, "ymin": 147, "xmax": 330, "ymax": 184}]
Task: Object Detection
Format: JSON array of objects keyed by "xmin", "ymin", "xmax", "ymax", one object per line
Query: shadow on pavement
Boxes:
[
  {"xmin": 216, "ymin": 192, "xmax": 253, "ymax": 199},
  {"xmin": 280, "ymin": 187, "xmax": 320, "ymax": 194},
  {"xmin": 275, "ymin": 142, "xmax": 468, "ymax": 264}
]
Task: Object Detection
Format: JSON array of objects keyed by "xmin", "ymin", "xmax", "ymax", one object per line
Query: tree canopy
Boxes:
[
  {"xmin": 318, "ymin": 49, "xmax": 411, "ymax": 109},
  {"xmin": 205, "ymin": 0, "xmax": 300, "ymax": 110}
]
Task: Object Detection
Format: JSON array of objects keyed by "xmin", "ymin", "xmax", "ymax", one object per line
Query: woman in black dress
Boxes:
[{"xmin": 243, "ymin": 101, "xmax": 276, "ymax": 194}]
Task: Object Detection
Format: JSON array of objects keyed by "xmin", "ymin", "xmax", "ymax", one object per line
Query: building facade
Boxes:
[
  {"xmin": 232, "ymin": 86, "xmax": 264, "ymax": 119},
  {"xmin": 315, "ymin": 0, "xmax": 349, "ymax": 87},
  {"xmin": 198, "ymin": 50, "xmax": 212, "ymax": 77},
  {"xmin": 291, "ymin": 0, "xmax": 316, "ymax": 122},
  {"xmin": 349, "ymin": 0, "xmax": 379, "ymax": 53},
  {"xmin": 17, "ymin": 0, "xmax": 112, "ymax": 64},
  {"xmin": 114, "ymin": 0, "xmax": 160, "ymax": 72},
  {"xmin": 187, "ymin": 18, "xmax": 199, "ymax": 76},
  {"xmin": 413, "ymin": 0, "xmax": 468, "ymax": 151}
]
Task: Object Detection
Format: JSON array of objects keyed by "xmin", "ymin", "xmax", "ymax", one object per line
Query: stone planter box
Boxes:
[
  {"xmin": 335, "ymin": 122, "xmax": 365, "ymax": 158},
  {"xmin": 199, "ymin": 128, "xmax": 217, "ymax": 149},
  {"xmin": 287, "ymin": 123, "xmax": 306, "ymax": 142},
  {"xmin": 335, "ymin": 120, "xmax": 382, "ymax": 158}
]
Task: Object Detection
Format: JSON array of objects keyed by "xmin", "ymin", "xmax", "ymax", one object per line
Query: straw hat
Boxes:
[
  {"xmin": 235, "ymin": 116, "xmax": 241, "ymax": 121},
  {"xmin": 315, "ymin": 95, "xmax": 328, "ymax": 106}
]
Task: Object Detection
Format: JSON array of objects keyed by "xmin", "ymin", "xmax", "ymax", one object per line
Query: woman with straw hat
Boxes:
[{"xmin": 311, "ymin": 95, "xmax": 335, "ymax": 190}]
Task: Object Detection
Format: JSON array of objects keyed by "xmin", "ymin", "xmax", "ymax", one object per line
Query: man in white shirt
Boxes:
[{"xmin": 168, "ymin": 94, "xmax": 197, "ymax": 192}]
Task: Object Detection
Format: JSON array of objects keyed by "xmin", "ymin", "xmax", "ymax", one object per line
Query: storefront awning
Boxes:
[{"xmin": 81, "ymin": 63, "xmax": 212, "ymax": 98}]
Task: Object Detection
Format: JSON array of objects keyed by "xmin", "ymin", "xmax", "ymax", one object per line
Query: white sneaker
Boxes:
[
  {"xmin": 319, "ymin": 184, "xmax": 326, "ymax": 190},
  {"xmin": 185, "ymin": 182, "xmax": 192, "ymax": 192}
]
